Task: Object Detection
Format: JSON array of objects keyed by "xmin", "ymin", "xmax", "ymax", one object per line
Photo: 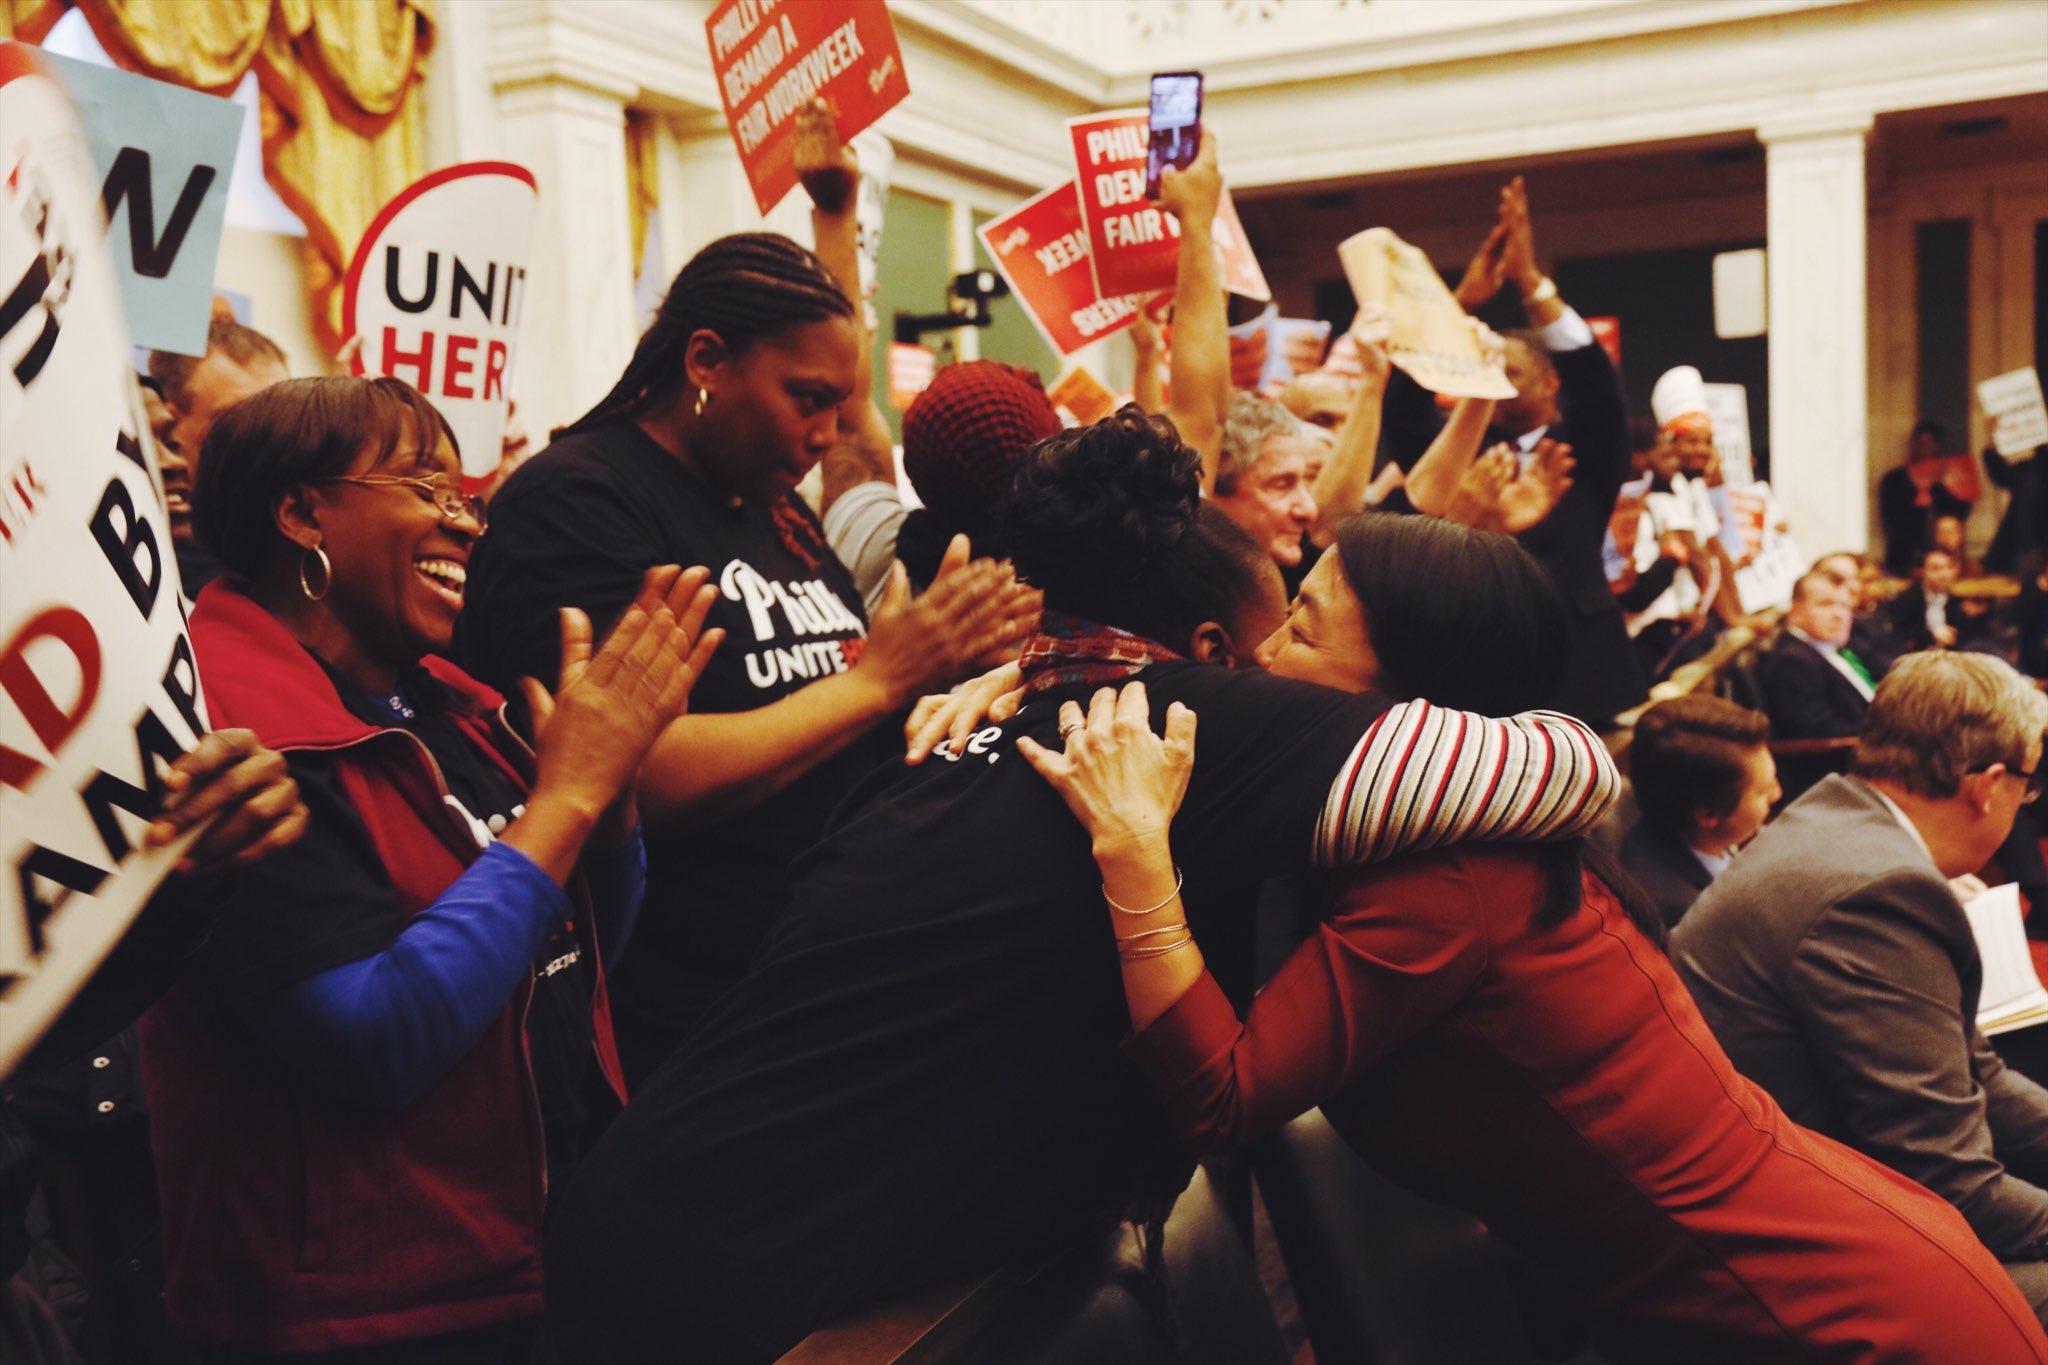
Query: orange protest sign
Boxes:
[
  {"xmin": 976, "ymin": 181, "xmax": 1158, "ymax": 358},
  {"xmin": 704, "ymin": 0, "xmax": 909, "ymax": 215},
  {"xmin": 1211, "ymin": 190, "xmax": 1270, "ymax": 303},
  {"xmin": 1047, "ymin": 366, "xmax": 1117, "ymax": 426},
  {"xmin": 887, "ymin": 342, "xmax": 934, "ymax": 411}
]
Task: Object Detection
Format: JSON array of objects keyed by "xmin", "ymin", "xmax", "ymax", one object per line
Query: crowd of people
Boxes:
[{"xmin": 6, "ymin": 103, "xmax": 2048, "ymax": 1365}]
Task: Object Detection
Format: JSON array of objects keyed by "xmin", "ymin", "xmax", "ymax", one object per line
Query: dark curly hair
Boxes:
[{"xmin": 993, "ymin": 405, "xmax": 1274, "ymax": 648}]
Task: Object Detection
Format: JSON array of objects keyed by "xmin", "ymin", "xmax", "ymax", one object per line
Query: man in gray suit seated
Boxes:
[{"xmin": 1673, "ymin": 651, "xmax": 2048, "ymax": 1321}]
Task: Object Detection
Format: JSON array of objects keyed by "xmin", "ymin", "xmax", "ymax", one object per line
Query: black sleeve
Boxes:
[
  {"xmin": 1984, "ymin": 447, "xmax": 2016, "ymax": 492},
  {"xmin": 198, "ymin": 753, "xmax": 405, "ymax": 1000},
  {"xmin": 19, "ymin": 880, "xmax": 220, "ymax": 1069},
  {"xmin": 454, "ymin": 464, "xmax": 666, "ymax": 700},
  {"xmin": 1376, "ymin": 368, "xmax": 1447, "ymax": 473},
  {"xmin": 1154, "ymin": 666, "xmax": 1396, "ymax": 871},
  {"xmin": 1616, "ymin": 555, "xmax": 1680, "ymax": 612},
  {"xmin": 1550, "ymin": 342, "xmax": 1630, "ymax": 507}
]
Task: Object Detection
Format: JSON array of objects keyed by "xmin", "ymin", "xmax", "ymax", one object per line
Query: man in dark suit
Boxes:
[
  {"xmin": 1755, "ymin": 572, "xmax": 1873, "ymax": 799},
  {"xmin": 1600, "ymin": 696, "xmax": 1778, "ymax": 927},
  {"xmin": 1888, "ymin": 546, "xmax": 1989, "ymax": 654},
  {"xmin": 1673, "ymin": 652, "xmax": 2048, "ymax": 1322},
  {"xmin": 1380, "ymin": 176, "xmax": 1643, "ymax": 726}
]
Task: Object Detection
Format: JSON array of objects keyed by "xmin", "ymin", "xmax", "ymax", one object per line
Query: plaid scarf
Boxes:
[{"xmin": 1017, "ymin": 611, "xmax": 1185, "ymax": 698}]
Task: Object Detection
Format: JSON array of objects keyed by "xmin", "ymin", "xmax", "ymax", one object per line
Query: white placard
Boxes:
[
  {"xmin": 1701, "ymin": 382, "xmax": 1753, "ymax": 486},
  {"xmin": 1712, "ymin": 247, "xmax": 1766, "ymax": 340},
  {"xmin": 343, "ymin": 163, "xmax": 538, "ymax": 483},
  {"xmin": 1728, "ymin": 482, "xmax": 1802, "ymax": 615},
  {"xmin": 1966, "ymin": 883, "xmax": 2048, "ymax": 1035},
  {"xmin": 1977, "ymin": 367, "xmax": 2047, "ymax": 461},
  {"xmin": 0, "ymin": 43, "xmax": 208, "ymax": 1078}
]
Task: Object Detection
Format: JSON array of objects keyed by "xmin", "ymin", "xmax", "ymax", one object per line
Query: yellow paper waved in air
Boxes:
[{"xmin": 1338, "ymin": 227, "xmax": 1515, "ymax": 400}]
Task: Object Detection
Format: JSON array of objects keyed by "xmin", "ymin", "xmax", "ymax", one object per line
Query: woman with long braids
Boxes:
[{"xmin": 458, "ymin": 234, "xmax": 1024, "ymax": 1080}]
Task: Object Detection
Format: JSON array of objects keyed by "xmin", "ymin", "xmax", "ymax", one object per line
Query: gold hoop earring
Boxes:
[
  {"xmin": 693, "ymin": 387, "xmax": 709, "ymax": 418},
  {"xmin": 299, "ymin": 544, "xmax": 332, "ymax": 601}
]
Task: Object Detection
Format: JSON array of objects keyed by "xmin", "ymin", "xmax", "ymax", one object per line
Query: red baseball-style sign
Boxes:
[
  {"xmin": 976, "ymin": 181, "xmax": 1156, "ymax": 358},
  {"xmin": 705, "ymin": 0, "xmax": 909, "ymax": 215}
]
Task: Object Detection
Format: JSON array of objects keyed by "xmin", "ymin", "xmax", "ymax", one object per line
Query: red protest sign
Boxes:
[
  {"xmin": 977, "ymin": 181, "xmax": 1157, "ymax": 358},
  {"xmin": 1065, "ymin": 109, "xmax": 1269, "ymax": 303},
  {"xmin": 705, "ymin": 0, "xmax": 909, "ymax": 215},
  {"xmin": 1067, "ymin": 110, "xmax": 1178, "ymax": 298}
]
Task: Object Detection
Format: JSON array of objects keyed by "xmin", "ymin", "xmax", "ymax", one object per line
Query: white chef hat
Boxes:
[{"xmin": 1651, "ymin": 365, "xmax": 1712, "ymax": 433}]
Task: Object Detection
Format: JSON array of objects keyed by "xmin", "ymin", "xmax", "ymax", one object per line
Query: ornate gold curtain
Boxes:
[
  {"xmin": 2, "ymin": 0, "xmax": 434, "ymax": 349},
  {"xmin": 624, "ymin": 107, "xmax": 659, "ymax": 280}
]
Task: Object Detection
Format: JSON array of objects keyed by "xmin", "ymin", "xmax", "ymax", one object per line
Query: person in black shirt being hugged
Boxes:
[{"xmin": 458, "ymin": 234, "xmax": 1025, "ymax": 1081}]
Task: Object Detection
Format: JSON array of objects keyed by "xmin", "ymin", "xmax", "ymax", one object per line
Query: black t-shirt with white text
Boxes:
[
  {"xmin": 544, "ymin": 661, "xmax": 1395, "ymax": 1361},
  {"xmin": 454, "ymin": 419, "xmax": 887, "ymax": 1070}
]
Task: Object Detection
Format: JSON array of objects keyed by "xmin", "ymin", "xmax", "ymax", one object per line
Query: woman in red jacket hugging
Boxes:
[
  {"xmin": 143, "ymin": 375, "xmax": 720, "ymax": 1363},
  {"xmin": 1022, "ymin": 513, "xmax": 2048, "ymax": 1364}
]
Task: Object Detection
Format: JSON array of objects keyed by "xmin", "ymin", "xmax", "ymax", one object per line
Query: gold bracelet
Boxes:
[
  {"xmin": 1103, "ymin": 867, "xmax": 1184, "ymax": 916},
  {"xmin": 1118, "ymin": 934, "xmax": 1194, "ymax": 961},
  {"xmin": 1117, "ymin": 921, "xmax": 1190, "ymax": 944}
]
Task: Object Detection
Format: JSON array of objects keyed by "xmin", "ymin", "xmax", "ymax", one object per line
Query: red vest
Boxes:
[{"xmin": 140, "ymin": 582, "xmax": 626, "ymax": 1351}]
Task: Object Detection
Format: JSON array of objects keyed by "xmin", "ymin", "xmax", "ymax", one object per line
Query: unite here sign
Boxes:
[
  {"xmin": 342, "ymin": 163, "xmax": 538, "ymax": 483},
  {"xmin": 706, "ymin": 0, "xmax": 910, "ymax": 215},
  {"xmin": 0, "ymin": 43, "xmax": 208, "ymax": 1078}
]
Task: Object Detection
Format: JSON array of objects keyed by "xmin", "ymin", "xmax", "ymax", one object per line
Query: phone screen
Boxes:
[{"xmin": 1146, "ymin": 71, "xmax": 1203, "ymax": 200}]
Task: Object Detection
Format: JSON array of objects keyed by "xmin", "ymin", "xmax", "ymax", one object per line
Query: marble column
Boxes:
[
  {"xmin": 1759, "ymin": 112, "xmax": 1874, "ymax": 556},
  {"xmin": 490, "ymin": 66, "xmax": 639, "ymax": 442}
]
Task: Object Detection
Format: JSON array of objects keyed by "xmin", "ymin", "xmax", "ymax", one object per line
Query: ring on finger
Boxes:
[{"xmin": 1059, "ymin": 722, "xmax": 1085, "ymax": 739}]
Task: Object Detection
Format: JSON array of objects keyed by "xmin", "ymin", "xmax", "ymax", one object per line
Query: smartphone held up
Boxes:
[{"xmin": 1145, "ymin": 70, "xmax": 1203, "ymax": 199}]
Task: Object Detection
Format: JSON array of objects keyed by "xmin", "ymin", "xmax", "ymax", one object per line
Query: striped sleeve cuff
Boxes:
[{"xmin": 1312, "ymin": 701, "xmax": 1619, "ymax": 867}]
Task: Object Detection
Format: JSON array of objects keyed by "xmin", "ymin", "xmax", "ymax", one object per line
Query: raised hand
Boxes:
[
  {"xmin": 1454, "ymin": 221, "xmax": 1510, "ymax": 311},
  {"xmin": 521, "ymin": 565, "xmax": 723, "ymax": 823},
  {"xmin": 1349, "ymin": 303, "xmax": 1393, "ymax": 389},
  {"xmin": 1016, "ymin": 682, "xmax": 1198, "ymax": 854},
  {"xmin": 1499, "ymin": 175, "xmax": 1543, "ymax": 293},
  {"xmin": 859, "ymin": 536, "xmax": 1029, "ymax": 708},
  {"xmin": 148, "ymin": 730, "xmax": 308, "ymax": 877},
  {"xmin": 1159, "ymin": 130, "xmax": 1221, "ymax": 231},
  {"xmin": 794, "ymin": 97, "xmax": 859, "ymax": 216}
]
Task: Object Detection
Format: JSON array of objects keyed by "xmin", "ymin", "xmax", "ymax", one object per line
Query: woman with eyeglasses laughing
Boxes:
[{"xmin": 141, "ymin": 375, "xmax": 722, "ymax": 1363}]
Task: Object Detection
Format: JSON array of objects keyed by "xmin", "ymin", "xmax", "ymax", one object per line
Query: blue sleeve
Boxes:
[
  {"xmin": 259, "ymin": 841, "xmax": 567, "ymax": 1112},
  {"xmin": 582, "ymin": 826, "xmax": 646, "ymax": 965}
]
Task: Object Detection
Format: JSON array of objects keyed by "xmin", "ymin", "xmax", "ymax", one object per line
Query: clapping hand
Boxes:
[
  {"xmin": 521, "ymin": 566, "xmax": 724, "ymax": 829},
  {"xmin": 1454, "ymin": 221, "xmax": 1510, "ymax": 311},
  {"xmin": 1498, "ymin": 438, "xmax": 1575, "ymax": 533},
  {"xmin": 860, "ymin": 536, "xmax": 1031, "ymax": 708}
]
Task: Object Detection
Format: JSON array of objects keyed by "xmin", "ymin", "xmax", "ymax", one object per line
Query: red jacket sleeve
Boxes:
[{"xmin": 1122, "ymin": 850, "xmax": 1514, "ymax": 1152}]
